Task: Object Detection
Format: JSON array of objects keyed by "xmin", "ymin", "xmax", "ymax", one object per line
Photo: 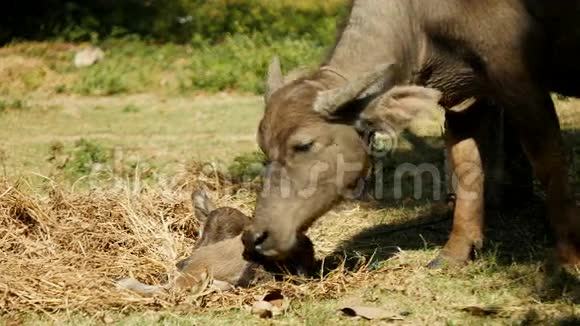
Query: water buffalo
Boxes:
[
  {"xmin": 117, "ymin": 188, "xmax": 315, "ymax": 295},
  {"xmin": 242, "ymin": 0, "xmax": 580, "ymax": 268}
]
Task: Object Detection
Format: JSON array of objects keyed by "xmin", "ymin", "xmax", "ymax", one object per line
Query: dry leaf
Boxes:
[
  {"xmin": 263, "ymin": 289, "xmax": 285, "ymax": 308},
  {"xmin": 339, "ymin": 306, "xmax": 404, "ymax": 321},
  {"xmin": 250, "ymin": 289, "xmax": 290, "ymax": 319},
  {"xmin": 189, "ymin": 271, "xmax": 213, "ymax": 298},
  {"xmin": 102, "ymin": 314, "xmax": 115, "ymax": 325},
  {"xmin": 252, "ymin": 301, "xmax": 275, "ymax": 319},
  {"xmin": 212, "ymin": 280, "xmax": 234, "ymax": 291},
  {"xmin": 5, "ymin": 317, "xmax": 23, "ymax": 326},
  {"xmin": 115, "ymin": 278, "xmax": 166, "ymax": 296},
  {"xmin": 460, "ymin": 305, "xmax": 502, "ymax": 316}
]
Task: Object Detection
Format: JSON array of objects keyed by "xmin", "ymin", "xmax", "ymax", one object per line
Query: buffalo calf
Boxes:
[{"xmin": 117, "ymin": 188, "xmax": 315, "ymax": 295}]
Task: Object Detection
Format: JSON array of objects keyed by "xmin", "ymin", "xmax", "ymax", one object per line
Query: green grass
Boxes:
[
  {"xmin": 60, "ymin": 138, "xmax": 110, "ymax": 178},
  {"xmin": 0, "ymin": 37, "xmax": 327, "ymax": 97},
  {"xmin": 0, "ymin": 93, "xmax": 263, "ymax": 188},
  {"xmin": 0, "ymin": 97, "xmax": 29, "ymax": 113},
  {"xmin": 3, "ymin": 0, "xmax": 346, "ymax": 45},
  {"xmin": 227, "ymin": 150, "xmax": 267, "ymax": 183},
  {"xmin": 186, "ymin": 34, "xmax": 325, "ymax": 93}
]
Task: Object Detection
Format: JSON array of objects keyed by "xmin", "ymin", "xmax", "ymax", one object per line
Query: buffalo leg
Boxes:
[
  {"xmin": 505, "ymin": 92, "xmax": 580, "ymax": 266},
  {"xmin": 444, "ymin": 102, "xmax": 534, "ymax": 211},
  {"xmin": 482, "ymin": 106, "xmax": 534, "ymax": 209},
  {"xmin": 499, "ymin": 113, "xmax": 535, "ymax": 205},
  {"xmin": 429, "ymin": 104, "xmax": 487, "ymax": 267}
]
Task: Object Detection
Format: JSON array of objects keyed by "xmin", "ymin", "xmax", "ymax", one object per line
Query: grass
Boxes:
[
  {"xmin": 0, "ymin": 98, "xmax": 29, "ymax": 113},
  {"xmin": 0, "ymin": 92, "xmax": 263, "ymax": 188},
  {"xmin": 0, "ymin": 44, "xmax": 579, "ymax": 325},
  {"xmin": 0, "ymin": 37, "xmax": 326, "ymax": 97},
  {"xmin": 227, "ymin": 150, "xmax": 267, "ymax": 183},
  {"xmin": 3, "ymin": 0, "xmax": 346, "ymax": 45}
]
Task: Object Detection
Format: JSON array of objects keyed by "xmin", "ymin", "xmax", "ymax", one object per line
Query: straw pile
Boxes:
[{"xmin": 0, "ymin": 164, "xmax": 380, "ymax": 316}]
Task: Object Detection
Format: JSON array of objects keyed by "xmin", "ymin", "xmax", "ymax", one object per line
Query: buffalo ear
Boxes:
[
  {"xmin": 265, "ymin": 56, "xmax": 284, "ymax": 103},
  {"xmin": 357, "ymin": 85, "xmax": 443, "ymax": 135},
  {"xmin": 285, "ymin": 67, "xmax": 309, "ymax": 83}
]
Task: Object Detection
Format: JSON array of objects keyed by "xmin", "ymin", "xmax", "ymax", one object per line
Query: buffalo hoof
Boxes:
[
  {"xmin": 536, "ymin": 257, "xmax": 580, "ymax": 302},
  {"xmin": 557, "ymin": 241, "xmax": 580, "ymax": 268},
  {"xmin": 295, "ymin": 266, "xmax": 309, "ymax": 278},
  {"xmin": 426, "ymin": 254, "xmax": 468, "ymax": 269},
  {"xmin": 426, "ymin": 255, "xmax": 446, "ymax": 269}
]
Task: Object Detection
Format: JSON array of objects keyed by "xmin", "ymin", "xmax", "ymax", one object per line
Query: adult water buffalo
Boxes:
[{"xmin": 242, "ymin": 0, "xmax": 580, "ymax": 268}]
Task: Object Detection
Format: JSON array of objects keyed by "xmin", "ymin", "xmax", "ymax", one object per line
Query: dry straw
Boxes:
[{"xmin": 0, "ymin": 163, "xmax": 381, "ymax": 316}]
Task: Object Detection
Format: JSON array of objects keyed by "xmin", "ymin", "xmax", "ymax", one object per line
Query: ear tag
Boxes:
[{"xmin": 369, "ymin": 130, "xmax": 398, "ymax": 158}]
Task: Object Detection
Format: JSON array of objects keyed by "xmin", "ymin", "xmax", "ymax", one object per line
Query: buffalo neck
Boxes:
[{"xmin": 322, "ymin": 0, "xmax": 424, "ymax": 85}]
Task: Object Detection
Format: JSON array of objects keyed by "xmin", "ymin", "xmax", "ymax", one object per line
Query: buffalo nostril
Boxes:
[
  {"xmin": 254, "ymin": 231, "xmax": 269, "ymax": 247},
  {"xmin": 242, "ymin": 230, "xmax": 269, "ymax": 249}
]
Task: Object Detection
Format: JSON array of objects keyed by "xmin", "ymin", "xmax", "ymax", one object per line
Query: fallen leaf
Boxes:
[
  {"xmin": 189, "ymin": 270, "xmax": 213, "ymax": 298},
  {"xmin": 263, "ymin": 289, "xmax": 284, "ymax": 301},
  {"xmin": 461, "ymin": 305, "xmax": 502, "ymax": 316},
  {"xmin": 269, "ymin": 298, "xmax": 285, "ymax": 309},
  {"xmin": 263, "ymin": 289, "xmax": 285, "ymax": 308},
  {"xmin": 339, "ymin": 306, "xmax": 405, "ymax": 321},
  {"xmin": 252, "ymin": 300, "xmax": 275, "ymax": 319},
  {"xmin": 212, "ymin": 280, "xmax": 234, "ymax": 291},
  {"xmin": 250, "ymin": 289, "xmax": 290, "ymax": 319},
  {"xmin": 5, "ymin": 317, "xmax": 23, "ymax": 326},
  {"xmin": 115, "ymin": 278, "xmax": 165, "ymax": 296},
  {"xmin": 102, "ymin": 314, "xmax": 115, "ymax": 325}
]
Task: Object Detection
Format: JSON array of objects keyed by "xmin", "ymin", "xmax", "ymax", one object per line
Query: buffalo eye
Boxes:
[{"xmin": 293, "ymin": 141, "xmax": 314, "ymax": 153}]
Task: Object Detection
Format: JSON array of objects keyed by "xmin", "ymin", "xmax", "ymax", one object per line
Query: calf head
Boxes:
[{"xmin": 242, "ymin": 57, "xmax": 442, "ymax": 260}]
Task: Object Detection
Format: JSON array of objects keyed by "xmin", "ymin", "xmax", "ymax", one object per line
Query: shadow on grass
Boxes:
[
  {"xmin": 520, "ymin": 310, "xmax": 580, "ymax": 325},
  {"xmin": 322, "ymin": 198, "xmax": 550, "ymax": 268},
  {"xmin": 325, "ymin": 126, "xmax": 550, "ymax": 268},
  {"xmin": 319, "ymin": 128, "xmax": 580, "ymax": 304}
]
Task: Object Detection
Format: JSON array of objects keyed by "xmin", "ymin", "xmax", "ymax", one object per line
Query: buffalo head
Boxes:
[{"xmin": 242, "ymin": 57, "xmax": 442, "ymax": 259}]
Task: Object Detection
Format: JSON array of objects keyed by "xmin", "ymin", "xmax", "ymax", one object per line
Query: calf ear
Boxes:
[
  {"xmin": 357, "ymin": 85, "xmax": 442, "ymax": 135},
  {"xmin": 192, "ymin": 186, "xmax": 215, "ymax": 225}
]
